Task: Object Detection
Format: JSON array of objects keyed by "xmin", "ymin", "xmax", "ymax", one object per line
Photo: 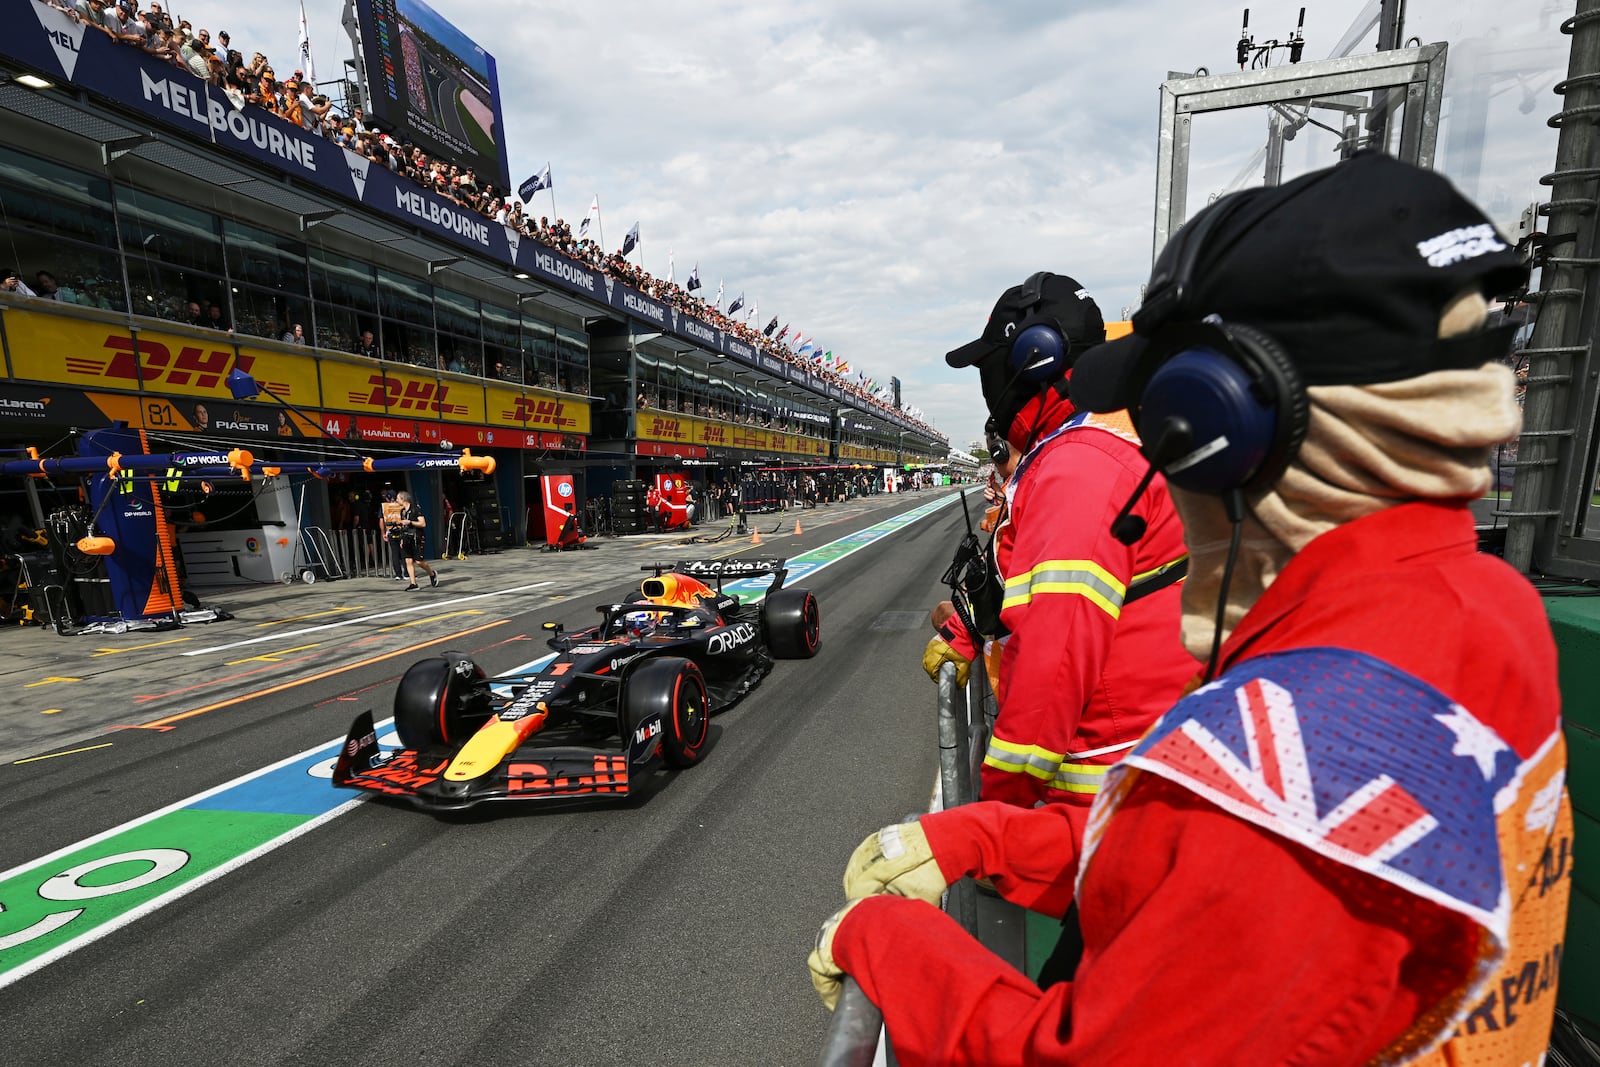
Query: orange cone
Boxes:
[
  {"xmin": 794, "ymin": 518, "xmax": 804, "ymax": 536},
  {"xmin": 751, "ymin": 527, "xmax": 763, "ymax": 546}
]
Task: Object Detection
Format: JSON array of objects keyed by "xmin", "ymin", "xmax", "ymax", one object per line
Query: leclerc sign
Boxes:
[{"xmin": 7, "ymin": 0, "xmax": 936, "ymax": 440}]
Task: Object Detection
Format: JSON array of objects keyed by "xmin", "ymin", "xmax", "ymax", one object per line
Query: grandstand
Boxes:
[{"xmin": 0, "ymin": 0, "xmax": 947, "ymax": 555}]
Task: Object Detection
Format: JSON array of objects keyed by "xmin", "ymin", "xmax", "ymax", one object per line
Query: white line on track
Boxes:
[{"xmin": 180, "ymin": 582, "xmax": 553, "ymax": 657}]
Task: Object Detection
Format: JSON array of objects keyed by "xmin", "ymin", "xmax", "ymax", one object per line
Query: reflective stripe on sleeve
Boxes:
[
  {"xmin": 983, "ymin": 734, "xmax": 1114, "ymax": 795},
  {"xmin": 1001, "ymin": 559, "xmax": 1126, "ymax": 618}
]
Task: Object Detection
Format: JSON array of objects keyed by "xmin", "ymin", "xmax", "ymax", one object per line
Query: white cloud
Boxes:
[{"xmin": 213, "ymin": 0, "xmax": 1567, "ymax": 450}]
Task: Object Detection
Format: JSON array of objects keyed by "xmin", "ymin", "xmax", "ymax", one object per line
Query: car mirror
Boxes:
[{"xmin": 541, "ymin": 621, "xmax": 562, "ymax": 632}]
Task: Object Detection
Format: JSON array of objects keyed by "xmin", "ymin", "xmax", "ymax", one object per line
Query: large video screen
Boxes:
[{"xmin": 356, "ymin": 0, "xmax": 510, "ymax": 192}]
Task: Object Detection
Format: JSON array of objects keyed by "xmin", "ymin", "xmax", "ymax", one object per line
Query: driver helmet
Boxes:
[{"xmin": 624, "ymin": 610, "xmax": 656, "ymax": 638}]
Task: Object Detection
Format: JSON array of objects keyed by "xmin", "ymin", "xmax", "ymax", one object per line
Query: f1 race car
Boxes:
[{"xmin": 332, "ymin": 558, "xmax": 820, "ymax": 810}]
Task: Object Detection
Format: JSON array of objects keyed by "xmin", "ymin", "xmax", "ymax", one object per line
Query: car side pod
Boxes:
[{"xmin": 333, "ymin": 710, "xmax": 380, "ymax": 785}]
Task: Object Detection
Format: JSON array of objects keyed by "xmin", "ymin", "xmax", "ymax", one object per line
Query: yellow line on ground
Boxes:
[
  {"xmin": 89, "ymin": 638, "xmax": 192, "ymax": 658},
  {"xmin": 225, "ymin": 643, "xmax": 324, "ymax": 667},
  {"xmin": 379, "ymin": 609, "xmax": 485, "ymax": 633},
  {"xmin": 24, "ymin": 676, "xmax": 81, "ymax": 688},
  {"xmin": 14, "ymin": 743, "xmax": 113, "ymax": 764},
  {"xmin": 254, "ymin": 607, "xmax": 366, "ymax": 628}
]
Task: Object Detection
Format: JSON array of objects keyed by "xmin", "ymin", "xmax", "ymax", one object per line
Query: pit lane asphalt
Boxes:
[{"xmin": 0, "ymin": 491, "xmax": 967, "ymax": 1066}]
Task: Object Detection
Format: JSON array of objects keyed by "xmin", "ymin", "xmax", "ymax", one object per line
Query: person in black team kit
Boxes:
[{"xmin": 394, "ymin": 490, "xmax": 438, "ymax": 590}]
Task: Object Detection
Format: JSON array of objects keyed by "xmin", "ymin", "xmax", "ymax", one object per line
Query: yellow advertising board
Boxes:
[
  {"xmin": 4, "ymin": 307, "xmax": 320, "ymax": 405},
  {"xmin": 318, "ymin": 358, "xmax": 486, "ymax": 423},
  {"xmin": 484, "ymin": 384, "xmax": 591, "ymax": 435},
  {"xmin": 639, "ymin": 412, "xmax": 827, "ymax": 456}
]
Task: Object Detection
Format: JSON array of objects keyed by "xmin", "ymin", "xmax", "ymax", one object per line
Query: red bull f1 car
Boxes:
[{"xmin": 332, "ymin": 558, "xmax": 820, "ymax": 810}]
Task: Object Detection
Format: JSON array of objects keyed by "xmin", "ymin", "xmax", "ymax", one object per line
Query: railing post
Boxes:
[{"xmin": 816, "ymin": 978, "xmax": 887, "ymax": 1067}]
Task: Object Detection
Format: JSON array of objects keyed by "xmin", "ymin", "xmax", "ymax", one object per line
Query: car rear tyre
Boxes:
[
  {"xmin": 761, "ymin": 587, "xmax": 820, "ymax": 659},
  {"xmin": 394, "ymin": 653, "xmax": 494, "ymax": 749},
  {"xmin": 625, "ymin": 657, "xmax": 709, "ymax": 768}
]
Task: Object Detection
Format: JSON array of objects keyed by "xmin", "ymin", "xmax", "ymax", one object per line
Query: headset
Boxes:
[
  {"xmin": 1004, "ymin": 272, "xmax": 1075, "ymax": 385},
  {"xmin": 1124, "ymin": 206, "xmax": 1310, "ymax": 496}
]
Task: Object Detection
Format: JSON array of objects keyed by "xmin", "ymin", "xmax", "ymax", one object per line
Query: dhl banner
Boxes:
[
  {"xmin": 319, "ymin": 358, "xmax": 485, "ymax": 424},
  {"xmin": 4, "ymin": 309, "xmax": 319, "ymax": 404},
  {"xmin": 485, "ymin": 384, "xmax": 591, "ymax": 435},
  {"xmin": 840, "ymin": 444, "xmax": 899, "ymax": 464},
  {"xmin": 638, "ymin": 412, "xmax": 828, "ymax": 457}
]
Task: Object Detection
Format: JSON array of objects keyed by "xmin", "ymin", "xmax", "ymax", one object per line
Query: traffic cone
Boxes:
[
  {"xmin": 794, "ymin": 518, "xmax": 804, "ymax": 536},
  {"xmin": 751, "ymin": 527, "xmax": 763, "ymax": 546}
]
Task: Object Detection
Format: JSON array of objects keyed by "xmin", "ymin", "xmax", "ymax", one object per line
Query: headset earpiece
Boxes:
[
  {"xmin": 1133, "ymin": 321, "xmax": 1308, "ymax": 494},
  {"xmin": 1005, "ymin": 273, "xmax": 1072, "ymax": 384}
]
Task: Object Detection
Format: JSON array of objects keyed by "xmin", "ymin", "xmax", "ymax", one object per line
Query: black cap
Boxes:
[
  {"xmin": 1071, "ymin": 152, "xmax": 1529, "ymax": 413},
  {"xmin": 946, "ymin": 272, "xmax": 1106, "ymax": 369}
]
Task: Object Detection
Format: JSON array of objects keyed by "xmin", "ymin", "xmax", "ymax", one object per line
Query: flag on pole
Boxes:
[
  {"xmin": 621, "ymin": 222, "xmax": 639, "ymax": 257},
  {"xmin": 687, "ymin": 264, "xmax": 701, "ymax": 292},
  {"xmin": 667, "ymin": 249, "xmax": 674, "ymax": 285},
  {"xmin": 776, "ymin": 323, "xmax": 790, "ymax": 342},
  {"xmin": 714, "ymin": 279, "xmax": 724, "ymax": 307},
  {"xmin": 298, "ymin": 1, "xmax": 317, "ymax": 86},
  {"xmin": 518, "ymin": 162, "xmax": 552, "ymax": 202},
  {"xmin": 795, "ymin": 336, "xmax": 811, "ymax": 353},
  {"xmin": 727, "ymin": 292, "xmax": 744, "ymax": 315},
  {"xmin": 579, "ymin": 195, "xmax": 599, "ymax": 238},
  {"xmin": 748, "ymin": 299, "xmax": 758, "ymax": 324},
  {"xmin": 762, "ymin": 315, "xmax": 779, "ymax": 337},
  {"xmin": 837, "ymin": 360, "xmax": 852, "ymax": 374}
]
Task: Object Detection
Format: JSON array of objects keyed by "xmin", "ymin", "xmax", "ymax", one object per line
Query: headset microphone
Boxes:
[{"xmin": 1110, "ymin": 415, "xmax": 1194, "ymax": 545}]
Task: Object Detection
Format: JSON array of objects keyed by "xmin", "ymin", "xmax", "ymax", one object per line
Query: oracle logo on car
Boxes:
[{"xmin": 708, "ymin": 623, "xmax": 757, "ymax": 655}]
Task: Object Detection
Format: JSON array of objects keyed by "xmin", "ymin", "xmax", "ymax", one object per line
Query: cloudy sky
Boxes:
[{"xmin": 215, "ymin": 0, "xmax": 1566, "ymax": 451}]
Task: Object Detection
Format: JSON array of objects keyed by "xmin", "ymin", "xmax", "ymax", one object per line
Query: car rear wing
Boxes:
[{"xmin": 641, "ymin": 557, "xmax": 790, "ymax": 591}]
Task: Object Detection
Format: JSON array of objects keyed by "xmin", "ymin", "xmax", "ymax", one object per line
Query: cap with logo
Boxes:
[
  {"xmin": 945, "ymin": 272, "xmax": 1106, "ymax": 439},
  {"xmin": 1070, "ymin": 152, "xmax": 1529, "ymax": 415}
]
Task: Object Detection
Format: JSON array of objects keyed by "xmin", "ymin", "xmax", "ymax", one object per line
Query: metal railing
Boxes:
[{"xmin": 818, "ymin": 662, "xmax": 996, "ymax": 1067}]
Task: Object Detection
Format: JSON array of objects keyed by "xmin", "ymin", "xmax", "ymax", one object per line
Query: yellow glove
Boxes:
[
  {"xmin": 921, "ymin": 635, "xmax": 971, "ymax": 688},
  {"xmin": 842, "ymin": 819, "xmax": 948, "ymax": 905},
  {"xmin": 807, "ymin": 898, "xmax": 865, "ymax": 1011}
]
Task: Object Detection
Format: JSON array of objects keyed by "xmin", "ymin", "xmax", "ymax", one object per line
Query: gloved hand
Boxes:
[
  {"xmin": 842, "ymin": 819, "xmax": 948, "ymax": 905},
  {"xmin": 807, "ymin": 898, "xmax": 865, "ymax": 1011},
  {"xmin": 922, "ymin": 635, "xmax": 971, "ymax": 688}
]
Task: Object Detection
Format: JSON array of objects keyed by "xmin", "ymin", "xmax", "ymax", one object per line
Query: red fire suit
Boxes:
[
  {"xmin": 834, "ymin": 502, "xmax": 1571, "ymax": 1065},
  {"xmin": 942, "ymin": 390, "xmax": 1194, "ymax": 808}
]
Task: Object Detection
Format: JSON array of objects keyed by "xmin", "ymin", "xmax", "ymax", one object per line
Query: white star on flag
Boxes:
[{"xmin": 1434, "ymin": 705, "xmax": 1509, "ymax": 780}]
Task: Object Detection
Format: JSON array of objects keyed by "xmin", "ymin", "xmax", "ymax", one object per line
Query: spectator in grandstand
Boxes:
[
  {"xmin": 32, "ymin": 270, "xmax": 77, "ymax": 303},
  {"xmin": 181, "ymin": 300, "xmax": 204, "ymax": 328},
  {"xmin": 205, "ymin": 301, "xmax": 231, "ymax": 332},
  {"xmin": 809, "ymin": 154, "xmax": 1568, "ymax": 1067},
  {"xmin": 1, "ymin": 268, "xmax": 37, "ymax": 297},
  {"xmin": 355, "ymin": 330, "xmax": 378, "ymax": 359},
  {"xmin": 281, "ymin": 322, "xmax": 306, "ymax": 345}
]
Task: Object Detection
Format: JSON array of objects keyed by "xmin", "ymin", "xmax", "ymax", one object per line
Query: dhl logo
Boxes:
[
  {"xmin": 349, "ymin": 374, "xmax": 467, "ymax": 415},
  {"xmin": 69, "ymin": 337, "xmax": 291, "ymax": 396},
  {"xmin": 500, "ymin": 396, "xmax": 574, "ymax": 428},
  {"xmin": 648, "ymin": 416, "xmax": 687, "ymax": 440},
  {"xmin": 700, "ymin": 424, "xmax": 727, "ymax": 445}
]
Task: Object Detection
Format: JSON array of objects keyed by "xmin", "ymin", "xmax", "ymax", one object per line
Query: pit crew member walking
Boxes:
[
  {"xmin": 810, "ymin": 153, "xmax": 1572, "ymax": 1066},
  {"xmin": 395, "ymin": 490, "xmax": 438, "ymax": 591}
]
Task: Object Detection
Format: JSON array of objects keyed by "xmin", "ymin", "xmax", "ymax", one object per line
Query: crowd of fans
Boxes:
[{"xmin": 37, "ymin": 0, "xmax": 941, "ymax": 442}]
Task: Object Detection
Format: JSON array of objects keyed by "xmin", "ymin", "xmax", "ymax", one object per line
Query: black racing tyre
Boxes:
[
  {"xmin": 624, "ymin": 657, "xmax": 710, "ymax": 769},
  {"xmin": 761, "ymin": 587, "xmax": 820, "ymax": 659},
  {"xmin": 393, "ymin": 652, "xmax": 494, "ymax": 749}
]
